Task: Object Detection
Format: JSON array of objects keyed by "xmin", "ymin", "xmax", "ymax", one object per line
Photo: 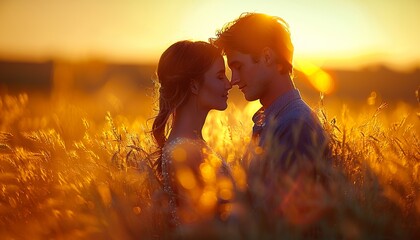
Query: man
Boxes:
[{"xmin": 211, "ymin": 13, "xmax": 330, "ymax": 178}]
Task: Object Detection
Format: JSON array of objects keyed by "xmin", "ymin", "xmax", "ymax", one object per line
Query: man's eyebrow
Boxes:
[
  {"xmin": 217, "ymin": 68, "xmax": 226, "ymax": 74},
  {"xmin": 228, "ymin": 60, "xmax": 239, "ymax": 67}
]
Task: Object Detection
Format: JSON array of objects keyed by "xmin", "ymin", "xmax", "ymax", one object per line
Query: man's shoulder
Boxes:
[
  {"xmin": 277, "ymin": 98, "xmax": 316, "ymax": 122},
  {"xmin": 265, "ymin": 99, "xmax": 324, "ymax": 136},
  {"xmin": 163, "ymin": 138, "xmax": 205, "ymax": 164}
]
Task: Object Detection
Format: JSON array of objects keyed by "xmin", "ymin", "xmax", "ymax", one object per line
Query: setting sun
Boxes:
[
  {"xmin": 1, "ymin": 0, "xmax": 419, "ymax": 70},
  {"xmin": 0, "ymin": 1, "xmax": 419, "ymax": 239}
]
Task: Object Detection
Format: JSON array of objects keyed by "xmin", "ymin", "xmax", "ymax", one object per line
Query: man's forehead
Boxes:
[
  {"xmin": 226, "ymin": 50, "xmax": 244, "ymax": 62},
  {"xmin": 225, "ymin": 49, "xmax": 239, "ymax": 57},
  {"xmin": 226, "ymin": 50, "xmax": 253, "ymax": 65}
]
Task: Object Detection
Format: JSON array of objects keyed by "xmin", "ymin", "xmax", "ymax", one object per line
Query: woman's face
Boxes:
[{"xmin": 197, "ymin": 57, "xmax": 231, "ymax": 111}]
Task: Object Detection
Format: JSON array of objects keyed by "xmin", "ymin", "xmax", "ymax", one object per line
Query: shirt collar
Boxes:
[{"xmin": 252, "ymin": 89, "xmax": 301, "ymax": 126}]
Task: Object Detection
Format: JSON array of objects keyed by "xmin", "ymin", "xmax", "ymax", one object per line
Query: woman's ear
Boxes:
[{"xmin": 190, "ymin": 79, "xmax": 200, "ymax": 95}]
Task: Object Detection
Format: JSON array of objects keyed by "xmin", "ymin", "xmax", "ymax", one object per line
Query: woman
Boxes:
[{"xmin": 151, "ymin": 40, "xmax": 234, "ymax": 227}]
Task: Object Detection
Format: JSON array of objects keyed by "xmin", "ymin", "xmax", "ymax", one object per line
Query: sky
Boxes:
[{"xmin": 0, "ymin": 0, "xmax": 419, "ymax": 70}]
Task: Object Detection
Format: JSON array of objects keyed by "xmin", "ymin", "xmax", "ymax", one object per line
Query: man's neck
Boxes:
[{"xmin": 260, "ymin": 74, "xmax": 294, "ymax": 108}]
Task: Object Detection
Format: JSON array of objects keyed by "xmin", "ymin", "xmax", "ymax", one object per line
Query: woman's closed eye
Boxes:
[{"xmin": 218, "ymin": 74, "xmax": 227, "ymax": 80}]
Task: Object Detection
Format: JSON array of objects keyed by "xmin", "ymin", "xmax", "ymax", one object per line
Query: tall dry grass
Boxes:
[{"xmin": 0, "ymin": 92, "xmax": 419, "ymax": 239}]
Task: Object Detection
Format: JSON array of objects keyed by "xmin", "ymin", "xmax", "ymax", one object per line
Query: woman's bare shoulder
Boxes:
[{"xmin": 163, "ymin": 137, "xmax": 206, "ymax": 168}]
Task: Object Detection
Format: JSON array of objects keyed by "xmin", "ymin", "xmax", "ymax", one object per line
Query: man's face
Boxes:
[{"xmin": 226, "ymin": 50, "xmax": 269, "ymax": 102}]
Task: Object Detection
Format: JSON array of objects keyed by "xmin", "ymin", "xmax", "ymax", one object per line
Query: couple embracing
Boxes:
[{"xmin": 151, "ymin": 13, "xmax": 331, "ymax": 231}]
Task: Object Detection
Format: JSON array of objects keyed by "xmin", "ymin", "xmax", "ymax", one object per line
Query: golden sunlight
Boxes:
[
  {"xmin": 367, "ymin": 91, "xmax": 377, "ymax": 106},
  {"xmin": 243, "ymin": 101, "xmax": 262, "ymax": 118},
  {"xmin": 200, "ymin": 162, "xmax": 216, "ymax": 183},
  {"xmin": 295, "ymin": 60, "xmax": 335, "ymax": 94},
  {"xmin": 218, "ymin": 177, "xmax": 234, "ymax": 201},
  {"xmin": 199, "ymin": 187, "xmax": 218, "ymax": 210},
  {"xmin": 1, "ymin": 1, "xmax": 420, "ymax": 238},
  {"xmin": 176, "ymin": 167, "xmax": 197, "ymax": 190},
  {"xmin": 171, "ymin": 147, "xmax": 187, "ymax": 162},
  {"xmin": 0, "ymin": 0, "xmax": 419, "ymax": 69}
]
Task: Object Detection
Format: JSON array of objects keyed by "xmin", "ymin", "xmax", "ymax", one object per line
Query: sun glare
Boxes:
[{"xmin": 295, "ymin": 60, "xmax": 335, "ymax": 94}]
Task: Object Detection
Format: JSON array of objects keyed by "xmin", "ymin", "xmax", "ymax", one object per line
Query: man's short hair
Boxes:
[{"xmin": 211, "ymin": 12, "xmax": 294, "ymax": 75}]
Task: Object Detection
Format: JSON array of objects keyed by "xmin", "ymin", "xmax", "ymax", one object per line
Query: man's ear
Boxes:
[
  {"xmin": 261, "ymin": 47, "xmax": 276, "ymax": 65},
  {"xmin": 262, "ymin": 47, "xmax": 283, "ymax": 71},
  {"xmin": 190, "ymin": 79, "xmax": 200, "ymax": 95}
]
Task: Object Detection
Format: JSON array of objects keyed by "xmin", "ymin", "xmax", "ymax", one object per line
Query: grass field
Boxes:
[{"xmin": 0, "ymin": 90, "xmax": 419, "ymax": 239}]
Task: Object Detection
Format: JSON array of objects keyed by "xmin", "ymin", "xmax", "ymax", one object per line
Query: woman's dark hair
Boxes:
[{"xmin": 152, "ymin": 40, "xmax": 221, "ymax": 174}]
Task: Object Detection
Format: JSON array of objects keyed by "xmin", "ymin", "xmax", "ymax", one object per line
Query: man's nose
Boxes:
[{"xmin": 230, "ymin": 72, "xmax": 240, "ymax": 86}]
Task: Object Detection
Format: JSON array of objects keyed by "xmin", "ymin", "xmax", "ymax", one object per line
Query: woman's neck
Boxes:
[{"xmin": 168, "ymin": 100, "xmax": 208, "ymax": 142}]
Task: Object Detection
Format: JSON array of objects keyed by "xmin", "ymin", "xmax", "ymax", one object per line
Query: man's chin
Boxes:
[
  {"xmin": 215, "ymin": 103, "xmax": 228, "ymax": 111},
  {"xmin": 244, "ymin": 94, "xmax": 258, "ymax": 102}
]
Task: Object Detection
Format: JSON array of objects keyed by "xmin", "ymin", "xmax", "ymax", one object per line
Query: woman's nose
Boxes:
[{"xmin": 225, "ymin": 77, "xmax": 232, "ymax": 90}]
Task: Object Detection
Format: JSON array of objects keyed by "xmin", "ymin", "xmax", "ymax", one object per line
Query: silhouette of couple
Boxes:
[{"xmin": 151, "ymin": 13, "xmax": 331, "ymax": 229}]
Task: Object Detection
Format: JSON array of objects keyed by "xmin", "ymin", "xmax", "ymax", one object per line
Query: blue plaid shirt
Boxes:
[{"xmin": 251, "ymin": 89, "xmax": 329, "ymax": 169}]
